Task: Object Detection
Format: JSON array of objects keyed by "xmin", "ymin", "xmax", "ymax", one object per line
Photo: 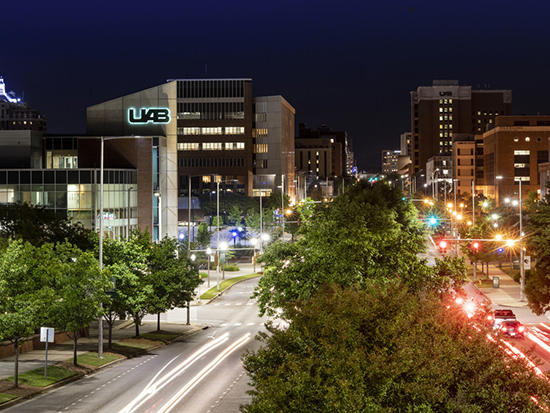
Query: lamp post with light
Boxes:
[{"xmin": 496, "ymin": 175, "xmax": 524, "ymax": 301}]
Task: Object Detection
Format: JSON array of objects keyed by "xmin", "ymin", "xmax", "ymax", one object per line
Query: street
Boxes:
[{"xmin": 4, "ymin": 278, "xmax": 269, "ymax": 413}]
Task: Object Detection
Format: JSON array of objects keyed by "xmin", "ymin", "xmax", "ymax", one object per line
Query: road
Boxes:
[{"xmin": 5, "ymin": 278, "xmax": 270, "ymax": 413}]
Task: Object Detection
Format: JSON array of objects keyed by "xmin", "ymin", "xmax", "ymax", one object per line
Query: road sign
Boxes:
[
  {"xmin": 524, "ymin": 256, "xmax": 531, "ymax": 270},
  {"xmin": 40, "ymin": 327, "xmax": 54, "ymax": 343}
]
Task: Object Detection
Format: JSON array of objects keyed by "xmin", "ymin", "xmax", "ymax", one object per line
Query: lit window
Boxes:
[
  {"xmin": 477, "ymin": 111, "xmax": 481, "ymax": 115},
  {"xmin": 514, "ymin": 138, "xmax": 519, "ymax": 142},
  {"xmin": 514, "ymin": 150, "xmax": 530, "ymax": 155},
  {"xmin": 525, "ymin": 137, "xmax": 530, "ymax": 142},
  {"xmin": 226, "ymin": 142, "xmax": 245, "ymax": 150},
  {"xmin": 439, "ymin": 108, "xmax": 443, "ymax": 112},
  {"xmin": 201, "ymin": 127, "xmax": 222, "ymax": 135},
  {"xmin": 177, "ymin": 143, "xmax": 200, "ymax": 151},
  {"xmin": 225, "ymin": 127, "xmax": 245, "ymax": 135},
  {"xmin": 444, "ymin": 99, "xmax": 448, "ymax": 104},
  {"xmin": 449, "ymin": 99, "xmax": 452, "ymax": 104},
  {"xmin": 439, "ymin": 116, "xmax": 443, "ymax": 121}
]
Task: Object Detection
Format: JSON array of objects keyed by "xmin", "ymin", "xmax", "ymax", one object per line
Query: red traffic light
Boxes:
[
  {"xmin": 472, "ymin": 242, "xmax": 480, "ymax": 250},
  {"xmin": 439, "ymin": 240, "xmax": 448, "ymax": 250}
]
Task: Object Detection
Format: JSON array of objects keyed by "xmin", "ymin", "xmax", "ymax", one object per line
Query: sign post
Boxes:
[{"xmin": 40, "ymin": 327, "xmax": 54, "ymax": 378}]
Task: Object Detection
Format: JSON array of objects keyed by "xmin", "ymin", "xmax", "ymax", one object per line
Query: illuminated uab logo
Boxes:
[{"xmin": 128, "ymin": 108, "xmax": 171, "ymax": 124}]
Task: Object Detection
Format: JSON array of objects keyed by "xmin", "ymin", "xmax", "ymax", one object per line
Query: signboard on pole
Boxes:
[
  {"xmin": 524, "ymin": 256, "xmax": 531, "ymax": 270},
  {"xmin": 40, "ymin": 327, "xmax": 54, "ymax": 343}
]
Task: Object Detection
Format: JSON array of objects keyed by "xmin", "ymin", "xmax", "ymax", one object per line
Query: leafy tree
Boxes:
[
  {"xmin": 147, "ymin": 237, "xmax": 202, "ymax": 331},
  {"xmin": 195, "ymin": 222, "xmax": 212, "ymax": 249},
  {"xmin": 229, "ymin": 205, "xmax": 242, "ymax": 226},
  {"xmin": 198, "ymin": 191, "xmax": 257, "ymax": 217},
  {"xmin": 0, "ymin": 240, "xmax": 59, "ymax": 386},
  {"xmin": 254, "ymin": 181, "xmax": 430, "ymax": 317},
  {"xmin": 48, "ymin": 243, "xmax": 111, "ymax": 366},
  {"xmin": 243, "ymin": 282, "xmax": 550, "ymax": 412},
  {"xmin": 0, "ymin": 202, "xmax": 95, "ymax": 251},
  {"xmin": 525, "ymin": 201, "xmax": 550, "ymax": 315},
  {"xmin": 101, "ymin": 236, "xmax": 148, "ymax": 347}
]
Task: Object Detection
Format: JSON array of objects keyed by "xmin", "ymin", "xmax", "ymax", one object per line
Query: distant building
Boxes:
[
  {"xmin": 400, "ymin": 132, "xmax": 411, "ymax": 156},
  {"xmin": 410, "ymin": 80, "xmax": 511, "ymax": 175},
  {"xmin": 481, "ymin": 116, "xmax": 549, "ymax": 203},
  {"xmin": 0, "ymin": 77, "xmax": 47, "ymax": 132},
  {"xmin": 295, "ymin": 124, "xmax": 354, "ymax": 178},
  {"xmin": 452, "ymin": 135, "xmax": 476, "ymax": 195},
  {"xmin": 381, "ymin": 150, "xmax": 401, "ymax": 174}
]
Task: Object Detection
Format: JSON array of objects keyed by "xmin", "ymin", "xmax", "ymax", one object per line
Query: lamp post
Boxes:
[
  {"xmin": 206, "ymin": 247, "xmax": 212, "ymax": 288},
  {"xmin": 127, "ymin": 187, "xmax": 133, "ymax": 240},
  {"xmin": 250, "ymin": 238, "xmax": 257, "ymax": 273},
  {"xmin": 220, "ymin": 241, "xmax": 228, "ymax": 283},
  {"xmin": 496, "ymin": 175, "xmax": 524, "ymax": 301},
  {"xmin": 216, "ymin": 178, "xmax": 236, "ymax": 288},
  {"xmin": 154, "ymin": 192, "xmax": 161, "ymax": 242}
]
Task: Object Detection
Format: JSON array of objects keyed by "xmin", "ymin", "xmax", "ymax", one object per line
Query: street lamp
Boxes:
[
  {"xmin": 154, "ymin": 192, "xmax": 161, "ymax": 242},
  {"xmin": 220, "ymin": 241, "xmax": 228, "ymax": 284},
  {"xmin": 496, "ymin": 175, "xmax": 524, "ymax": 301},
  {"xmin": 206, "ymin": 247, "xmax": 212, "ymax": 288},
  {"xmin": 250, "ymin": 238, "xmax": 258, "ymax": 273}
]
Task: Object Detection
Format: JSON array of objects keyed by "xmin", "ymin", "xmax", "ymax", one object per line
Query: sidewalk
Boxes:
[{"xmin": 465, "ymin": 263, "xmax": 550, "ymax": 324}]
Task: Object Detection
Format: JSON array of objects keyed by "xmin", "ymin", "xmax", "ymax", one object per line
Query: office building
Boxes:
[
  {"xmin": 0, "ymin": 77, "xmax": 47, "ymax": 132},
  {"xmin": 410, "ymin": 80, "xmax": 511, "ymax": 174},
  {"xmin": 87, "ymin": 78, "xmax": 296, "ymax": 232},
  {"xmin": 481, "ymin": 116, "xmax": 549, "ymax": 203},
  {"xmin": 381, "ymin": 150, "xmax": 401, "ymax": 174}
]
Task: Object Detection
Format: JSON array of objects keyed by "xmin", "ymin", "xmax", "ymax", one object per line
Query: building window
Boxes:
[
  {"xmin": 201, "ymin": 127, "xmax": 222, "ymax": 135},
  {"xmin": 203, "ymin": 142, "xmax": 223, "ymax": 150},
  {"xmin": 177, "ymin": 143, "xmax": 200, "ymax": 151},
  {"xmin": 225, "ymin": 127, "xmax": 245, "ymax": 135},
  {"xmin": 254, "ymin": 144, "xmax": 268, "ymax": 153},
  {"xmin": 225, "ymin": 142, "xmax": 245, "ymax": 150}
]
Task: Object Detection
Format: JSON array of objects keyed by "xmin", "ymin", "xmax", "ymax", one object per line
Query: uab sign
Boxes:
[{"xmin": 128, "ymin": 108, "xmax": 171, "ymax": 124}]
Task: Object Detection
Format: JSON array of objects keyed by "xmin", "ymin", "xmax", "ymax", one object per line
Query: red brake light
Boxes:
[
  {"xmin": 519, "ymin": 326, "xmax": 525, "ymax": 332},
  {"xmin": 455, "ymin": 297, "xmax": 464, "ymax": 305},
  {"xmin": 487, "ymin": 315, "xmax": 493, "ymax": 320},
  {"xmin": 501, "ymin": 327, "xmax": 507, "ymax": 332}
]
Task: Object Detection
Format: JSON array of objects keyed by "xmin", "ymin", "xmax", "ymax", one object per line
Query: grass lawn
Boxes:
[
  {"xmin": 200, "ymin": 273, "xmax": 260, "ymax": 300},
  {"xmin": 141, "ymin": 332, "xmax": 181, "ymax": 342},
  {"xmin": 70, "ymin": 352, "xmax": 124, "ymax": 367},
  {"xmin": 6, "ymin": 366, "xmax": 77, "ymax": 387},
  {"xmin": 0, "ymin": 393, "xmax": 17, "ymax": 404}
]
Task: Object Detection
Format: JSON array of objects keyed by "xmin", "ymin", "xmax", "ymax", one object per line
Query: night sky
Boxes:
[{"xmin": 3, "ymin": 1, "xmax": 550, "ymax": 171}]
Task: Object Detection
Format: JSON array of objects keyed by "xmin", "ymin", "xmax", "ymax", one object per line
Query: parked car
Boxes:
[{"xmin": 498, "ymin": 320, "xmax": 525, "ymax": 338}]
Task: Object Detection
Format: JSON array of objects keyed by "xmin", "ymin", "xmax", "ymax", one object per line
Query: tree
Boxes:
[
  {"xmin": 0, "ymin": 202, "xmax": 95, "ymax": 251},
  {"xmin": 525, "ymin": 201, "xmax": 550, "ymax": 315},
  {"xmin": 101, "ymin": 235, "xmax": 148, "ymax": 347},
  {"xmin": 147, "ymin": 237, "xmax": 202, "ymax": 331},
  {"xmin": 0, "ymin": 240, "xmax": 58, "ymax": 387},
  {"xmin": 48, "ymin": 243, "xmax": 111, "ymax": 365},
  {"xmin": 254, "ymin": 181, "xmax": 430, "ymax": 317},
  {"xmin": 195, "ymin": 222, "xmax": 212, "ymax": 249},
  {"xmin": 229, "ymin": 205, "xmax": 242, "ymax": 226},
  {"xmin": 242, "ymin": 282, "xmax": 550, "ymax": 412}
]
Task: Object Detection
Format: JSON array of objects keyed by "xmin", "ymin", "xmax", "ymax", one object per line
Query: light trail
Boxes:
[
  {"xmin": 157, "ymin": 333, "xmax": 251, "ymax": 413},
  {"xmin": 119, "ymin": 332, "xmax": 230, "ymax": 413}
]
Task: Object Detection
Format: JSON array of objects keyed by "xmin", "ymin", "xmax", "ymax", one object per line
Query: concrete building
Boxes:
[
  {"xmin": 381, "ymin": 150, "xmax": 402, "ymax": 174},
  {"xmin": 253, "ymin": 96, "xmax": 295, "ymax": 201},
  {"xmin": 400, "ymin": 132, "xmax": 411, "ymax": 156},
  {"xmin": 481, "ymin": 116, "xmax": 550, "ymax": 203},
  {"xmin": 87, "ymin": 78, "xmax": 296, "ymax": 233},
  {"xmin": 410, "ymin": 80, "xmax": 511, "ymax": 175},
  {"xmin": 452, "ymin": 136, "xmax": 476, "ymax": 195}
]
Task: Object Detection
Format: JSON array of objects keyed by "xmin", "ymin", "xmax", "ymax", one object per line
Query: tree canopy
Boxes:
[
  {"xmin": 254, "ymin": 181, "xmax": 430, "ymax": 316},
  {"xmin": 243, "ymin": 282, "xmax": 550, "ymax": 412}
]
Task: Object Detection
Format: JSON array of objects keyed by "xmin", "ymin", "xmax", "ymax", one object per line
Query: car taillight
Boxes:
[
  {"xmin": 455, "ymin": 297, "xmax": 464, "ymax": 305},
  {"xmin": 487, "ymin": 315, "xmax": 493, "ymax": 321},
  {"xmin": 501, "ymin": 327, "xmax": 507, "ymax": 332},
  {"xmin": 519, "ymin": 326, "xmax": 525, "ymax": 332}
]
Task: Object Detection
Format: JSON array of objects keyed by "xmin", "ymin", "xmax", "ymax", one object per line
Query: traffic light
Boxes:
[
  {"xmin": 428, "ymin": 217, "xmax": 438, "ymax": 226},
  {"xmin": 471, "ymin": 241, "xmax": 480, "ymax": 253},
  {"xmin": 438, "ymin": 240, "xmax": 448, "ymax": 253}
]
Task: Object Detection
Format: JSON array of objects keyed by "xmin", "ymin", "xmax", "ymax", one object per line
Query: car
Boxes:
[{"xmin": 498, "ymin": 320, "xmax": 525, "ymax": 338}]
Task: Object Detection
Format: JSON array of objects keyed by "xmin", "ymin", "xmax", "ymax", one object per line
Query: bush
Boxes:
[{"xmin": 222, "ymin": 263, "xmax": 240, "ymax": 271}]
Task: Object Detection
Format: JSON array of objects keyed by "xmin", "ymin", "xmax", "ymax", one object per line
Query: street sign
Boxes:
[
  {"xmin": 220, "ymin": 252, "xmax": 226, "ymax": 263},
  {"xmin": 40, "ymin": 327, "xmax": 54, "ymax": 343},
  {"xmin": 524, "ymin": 256, "xmax": 531, "ymax": 270}
]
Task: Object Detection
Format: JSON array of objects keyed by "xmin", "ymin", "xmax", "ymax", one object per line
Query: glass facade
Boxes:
[{"xmin": 0, "ymin": 169, "xmax": 138, "ymax": 238}]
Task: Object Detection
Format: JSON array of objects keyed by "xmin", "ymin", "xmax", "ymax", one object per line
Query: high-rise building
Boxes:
[
  {"xmin": 410, "ymin": 80, "xmax": 511, "ymax": 175},
  {"xmin": 87, "ymin": 78, "xmax": 296, "ymax": 233},
  {"xmin": 481, "ymin": 116, "xmax": 549, "ymax": 203},
  {"xmin": 381, "ymin": 150, "xmax": 401, "ymax": 174},
  {"xmin": 0, "ymin": 77, "xmax": 47, "ymax": 132}
]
